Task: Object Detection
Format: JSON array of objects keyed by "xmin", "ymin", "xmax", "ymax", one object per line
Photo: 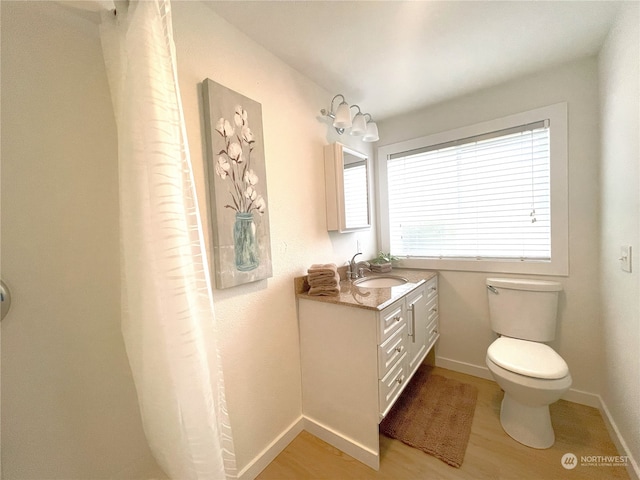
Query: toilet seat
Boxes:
[{"xmin": 488, "ymin": 337, "xmax": 569, "ymax": 379}]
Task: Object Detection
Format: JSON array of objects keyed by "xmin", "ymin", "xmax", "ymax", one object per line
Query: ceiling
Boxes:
[{"xmin": 207, "ymin": 0, "xmax": 621, "ymax": 122}]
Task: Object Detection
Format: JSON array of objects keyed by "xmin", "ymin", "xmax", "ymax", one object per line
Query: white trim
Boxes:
[
  {"xmin": 377, "ymin": 103, "xmax": 569, "ymax": 277},
  {"xmin": 236, "ymin": 416, "xmax": 304, "ymax": 480},
  {"xmin": 599, "ymin": 397, "xmax": 640, "ymax": 480},
  {"xmin": 303, "ymin": 416, "xmax": 380, "ymax": 470},
  {"xmin": 562, "ymin": 387, "xmax": 601, "ymax": 409},
  {"xmin": 436, "ymin": 355, "xmax": 600, "ymax": 407},
  {"xmin": 436, "ymin": 356, "xmax": 494, "ymax": 381}
]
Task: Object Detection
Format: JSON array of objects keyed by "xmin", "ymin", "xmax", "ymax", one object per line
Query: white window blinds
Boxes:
[{"xmin": 387, "ymin": 121, "xmax": 551, "ymax": 260}]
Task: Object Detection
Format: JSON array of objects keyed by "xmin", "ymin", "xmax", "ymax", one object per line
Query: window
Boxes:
[
  {"xmin": 377, "ymin": 103, "xmax": 568, "ymax": 275},
  {"xmin": 388, "ymin": 122, "xmax": 550, "ymax": 259}
]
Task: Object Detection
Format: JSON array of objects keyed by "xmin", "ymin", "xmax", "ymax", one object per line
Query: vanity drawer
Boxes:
[
  {"xmin": 427, "ymin": 318, "xmax": 439, "ymax": 346},
  {"xmin": 379, "ymin": 352, "xmax": 408, "ymax": 419},
  {"xmin": 378, "ymin": 323, "xmax": 408, "ymax": 378},
  {"xmin": 378, "ymin": 299, "xmax": 405, "ymax": 343},
  {"xmin": 427, "ymin": 296, "xmax": 438, "ymax": 324},
  {"xmin": 425, "ymin": 276, "xmax": 438, "ymax": 302}
]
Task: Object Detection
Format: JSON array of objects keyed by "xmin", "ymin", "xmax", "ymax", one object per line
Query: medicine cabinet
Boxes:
[{"xmin": 324, "ymin": 143, "xmax": 371, "ymax": 232}]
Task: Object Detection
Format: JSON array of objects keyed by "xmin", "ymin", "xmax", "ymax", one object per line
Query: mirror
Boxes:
[{"xmin": 324, "ymin": 143, "xmax": 371, "ymax": 232}]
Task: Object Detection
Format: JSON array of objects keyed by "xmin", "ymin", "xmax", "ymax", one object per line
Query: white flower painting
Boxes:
[
  {"xmin": 203, "ymin": 79, "xmax": 273, "ymax": 289},
  {"xmin": 214, "ymin": 105, "xmax": 266, "ymax": 217}
]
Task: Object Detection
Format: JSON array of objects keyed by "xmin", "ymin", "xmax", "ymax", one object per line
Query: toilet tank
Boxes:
[{"xmin": 486, "ymin": 278, "xmax": 563, "ymax": 342}]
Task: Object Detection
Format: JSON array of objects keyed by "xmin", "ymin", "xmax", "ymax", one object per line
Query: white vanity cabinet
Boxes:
[{"xmin": 298, "ymin": 275, "xmax": 439, "ymax": 470}]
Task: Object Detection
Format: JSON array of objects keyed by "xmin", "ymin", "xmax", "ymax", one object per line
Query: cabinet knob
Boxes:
[
  {"xmin": 430, "ymin": 286, "xmax": 437, "ymax": 292},
  {"xmin": 396, "ymin": 376, "xmax": 404, "ymax": 385},
  {"xmin": 395, "ymin": 346, "xmax": 402, "ymax": 353},
  {"xmin": 393, "ymin": 315, "xmax": 401, "ymax": 322}
]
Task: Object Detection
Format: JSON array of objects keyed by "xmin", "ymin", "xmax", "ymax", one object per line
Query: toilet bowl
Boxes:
[
  {"xmin": 485, "ymin": 277, "xmax": 570, "ymax": 448},
  {"xmin": 486, "ymin": 336, "xmax": 572, "ymax": 448}
]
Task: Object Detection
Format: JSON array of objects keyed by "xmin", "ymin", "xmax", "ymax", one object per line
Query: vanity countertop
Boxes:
[{"xmin": 295, "ymin": 268, "xmax": 437, "ymax": 311}]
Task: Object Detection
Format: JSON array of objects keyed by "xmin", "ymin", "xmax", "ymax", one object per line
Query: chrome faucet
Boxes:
[
  {"xmin": 348, "ymin": 253, "xmax": 361, "ymax": 280},
  {"xmin": 348, "ymin": 253, "xmax": 371, "ymax": 280}
]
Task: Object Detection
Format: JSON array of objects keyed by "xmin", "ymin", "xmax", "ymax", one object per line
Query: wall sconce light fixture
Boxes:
[{"xmin": 320, "ymin": 94, "xmax": 379, "ymax": 142}]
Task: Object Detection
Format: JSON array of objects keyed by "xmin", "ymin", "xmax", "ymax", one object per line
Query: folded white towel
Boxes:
[
  {"xmin": 308, "ymin": 285, "xmax": 340, "ymax": 296},
  {"xmin": 308, "ymin": 263, "xmax": 338, "ymax": 274},
  {"xmin": 308, "ymin": 271, "xmax": 338, "ymax": 282},
  {"xmin": 308, "ymin": 271, "xmax": 341, "ymax": 288}
]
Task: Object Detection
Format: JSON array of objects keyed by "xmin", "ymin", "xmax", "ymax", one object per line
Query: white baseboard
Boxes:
[
  {"xmin": 303, "ymin": 416, "xmax": 379, "ymax": 470},
  {"xmin": 236, "ymin": 416, "xmax": 304, "ymax": 480},
  {"xmin": 435, "ymin": 355, "xmax": 493, "ymax": 381},
  {"xmin": 436, "ymin": 355, "xmax": 600, "ymax": 407},
  {"xmin": 599, "ymin": 396, "xmax": 640, "ymax": 480},
  {"xmin": 562, "ymin": 386, "xmax": 601, "ymax": 408},
  {"xmin": 235, "ymin": 414, "xmax": 379, "ymax": 479}
]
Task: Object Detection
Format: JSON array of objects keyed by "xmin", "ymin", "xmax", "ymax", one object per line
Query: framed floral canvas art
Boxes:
[{"xmin": 202, "ymin": 78, "xmax": 273, "ymax": 289}]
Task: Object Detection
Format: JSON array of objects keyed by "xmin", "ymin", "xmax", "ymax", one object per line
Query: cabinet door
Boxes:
[{"xmin": 406, "ymin": 285, "xmax": 428, "ymax": 375}]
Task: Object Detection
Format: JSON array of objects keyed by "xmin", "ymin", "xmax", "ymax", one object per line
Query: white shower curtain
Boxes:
[{"xmin": 99, "ymin": 1, "xmax": 236, "ymax": 478}]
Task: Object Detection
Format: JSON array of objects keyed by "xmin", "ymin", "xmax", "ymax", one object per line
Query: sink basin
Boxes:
[{"xmin": 353, "ymin": 275, "xmax": 408, "ymax": 288}]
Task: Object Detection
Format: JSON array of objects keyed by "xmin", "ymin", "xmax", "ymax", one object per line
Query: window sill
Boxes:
[{"xmin": 394, "ymin": 257, "xmax": 568, "ymax": 277}]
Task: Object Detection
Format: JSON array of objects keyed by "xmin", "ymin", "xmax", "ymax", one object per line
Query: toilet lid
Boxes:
[{"xmin": 488, "ymin": 337, "xmax": 569, "ymax": 379}]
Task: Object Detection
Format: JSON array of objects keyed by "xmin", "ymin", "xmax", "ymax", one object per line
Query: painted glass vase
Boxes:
[{"xmin": 234, "ymin": 212, "xmax": 259, "ymax": 271}]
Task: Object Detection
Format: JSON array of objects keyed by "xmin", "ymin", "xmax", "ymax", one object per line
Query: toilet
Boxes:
[{"xmin": 485, "ymin": 277, "xmax": 572, "ymax": 449}]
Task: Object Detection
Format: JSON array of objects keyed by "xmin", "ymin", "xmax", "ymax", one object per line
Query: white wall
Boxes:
[
  {"xmin": 378, "ymin": 57, "xmax": 603, "ymax": 402},
  {"xmin": 1, "ymin": 1, "xmax": 378, "ymax": 477},
  {"xmin": 0, "ymin": 2, "xmax": 163, "ymax": 478},
  {"xmin": 599, "ymin": 2, "xmax": 640, "ymax": 476},
  {"xmin": 171, "ymin": 2, "xmax": 376, "ymax": 474}
]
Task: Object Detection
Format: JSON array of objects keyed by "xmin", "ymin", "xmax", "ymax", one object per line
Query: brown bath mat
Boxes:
[{"xmin": 380, "ymin": 365, "xmax": 478, "ymax": 468}]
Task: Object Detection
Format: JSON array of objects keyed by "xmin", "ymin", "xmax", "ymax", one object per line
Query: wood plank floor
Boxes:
[{"xmin": 257, "ymin": 367, "xmax": 630, "ymax": 480}]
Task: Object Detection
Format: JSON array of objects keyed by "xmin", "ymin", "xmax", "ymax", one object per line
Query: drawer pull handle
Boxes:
[
  {"xmin": 395, "ymin": 346, "xmax": 402, "ymax": 353},
  {"xmin": 393, "ymin": 315, "xmax": 401, "ymax": 322},
  {"xmin": 409, "ymin": 304, "xmax": 416, "ymax": 339},
  {"xmin": 396, "ymin": 376, "xmax": 405, "ymax": 385},
  {"xmin": 430, "ymin": 286, "xmax": 437, "ymax": 292},
  {"xmin": 430, "ymin": 307, "xmax": 438, "ymax": 313}
]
